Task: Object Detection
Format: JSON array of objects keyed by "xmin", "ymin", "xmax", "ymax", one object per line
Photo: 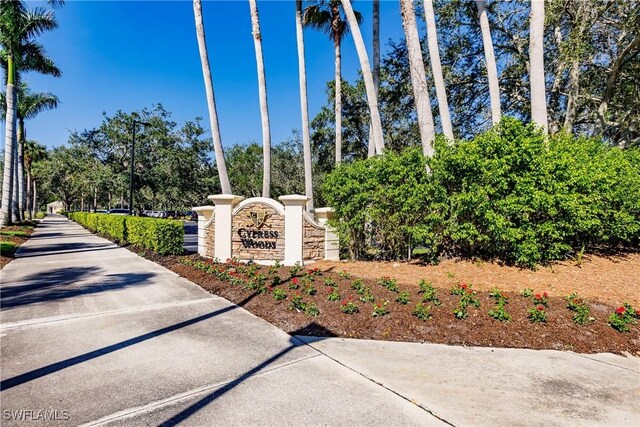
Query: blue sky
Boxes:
[{"xmin": 16, "ymin": 0, "xmax": 407, "ymax": 149}]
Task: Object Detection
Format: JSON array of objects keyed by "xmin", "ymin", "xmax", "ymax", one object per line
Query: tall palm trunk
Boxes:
[
  {"xmin": 341, "ymin": 0, "xmax": 384, "ymax": 154},
  {"xmin": 193, "ymin": 0, "xmax": 232, "ymax": 194},
  {"xmin": 529, "ymin": 0, "xmax": 548, "ymax": 134},
  {"xmin": 1, "ymin": 72, "xmax": 16, "ymax": 226},
  {"xmin": 26, "ymin": 170, "xmax": 32, "ymax": 220},
  {"xmin": 295, "ymin": 0, "xmax": 314, "ymax": 211},
  {"xmin": 367, "ymin": 0, "xmax": 380, "ymax": 158},
  {"xmin": 330, "ymin": 3, "xmax": 343, "ymax": 164},
  {"xmin": 422, "ymin": 0, "xmax": 453, "ymax": 141},
  {"xmin": 12, "ymin": 136, "xmax": 20, "ymax": 221},
  {"xmin": 400, "ymin": 0, "xmax": 437, "ymax": 157},
  {"xmin": 32, "ymin": 179, "xmax": 37, "ymax": 215},
  {"xmin": 476, "ymin": 0, "xmax": 501, "ymax": 125},
  {"xmin": 17, "ymin": 119, "xmax": 25, "ymax": 219},
  {"xmin": 249, "ymin": 0, "xmax": 272, "ymax": 198}
]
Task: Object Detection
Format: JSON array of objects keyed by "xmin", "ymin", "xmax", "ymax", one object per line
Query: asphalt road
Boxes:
[{"xmin": 183, "ymin": 221, "xmax": 197, "ymax": 253}]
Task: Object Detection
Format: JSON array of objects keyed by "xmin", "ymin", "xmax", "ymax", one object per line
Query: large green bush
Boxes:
[
  {"xmin": 68, "ymin": 212, "xmax": 183, "ymax": 255},
  {"xmin": 323, "ymin": 118, "xmax": 640, "ymax": 267}
]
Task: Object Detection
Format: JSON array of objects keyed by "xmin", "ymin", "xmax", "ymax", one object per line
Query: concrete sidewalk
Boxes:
[{"xmin": 1, "ymin": 215, "xmax": 638, "ymax": 426}]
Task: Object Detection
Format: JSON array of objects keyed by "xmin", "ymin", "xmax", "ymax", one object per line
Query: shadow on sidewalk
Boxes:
[
  {"xmin": 157, "ymin": 323, "xmax": 334, "ymax": 426},
  {"xmin": 0, "ymin": 293, "xmax": 260, "ymax": 391},
  {"xmin": 0, "ymin": 267, "xmax": 154, "ymax": 309}
]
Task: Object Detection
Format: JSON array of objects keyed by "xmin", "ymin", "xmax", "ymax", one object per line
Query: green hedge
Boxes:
[
  {"xmin": 68, "ymin": 212, "xmax": 183, "ymax": 255},
  {"xmin": 323, "ymin": 118, "xmax": 640, "ymax": 267}
]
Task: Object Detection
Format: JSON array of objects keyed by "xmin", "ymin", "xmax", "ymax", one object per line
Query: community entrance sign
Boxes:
[{"xmin": 193, "ymin": 195, "xmax": 338, "ymax": 265}]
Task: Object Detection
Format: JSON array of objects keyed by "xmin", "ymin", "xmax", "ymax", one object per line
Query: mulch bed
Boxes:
[
  {"xmin": 0, "ymin": 225, "xmax": 35, "ymax": 269},
  {"xmin": 141, "ymin": 251, "xmax": 640, "ymax": 355}
]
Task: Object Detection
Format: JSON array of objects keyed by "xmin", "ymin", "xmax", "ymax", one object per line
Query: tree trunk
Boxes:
[
  {"xmin": 108, "ymin": 192, "xmax": 111, "ymax": 210},
  {"xmin": 334, "ymin": 40, "xmax": 342, "ymax": 164},
  {"xmin": 400, "ymin": 0, "xmax": 436, "ymax": 157},
  {"xmin": 295, "ymin": 0, "xmax": 314, "ymax": 212},
  {"xmin": 12, "ymin": 135, "xmax": 20, "ymax": 222},
  {"xmin": 249, "ymin": 0, "xmax": 272, "ymax": 198},
  {"xmin": 26, "ymin": 170, "xmax": 32, "ymax": 220},
  {"xmin": 1, "ymin": 78, "xmax": 16, "ymax": 226},
  {"xmin": 563, "ymin": 60, "xmax": 580, "ymax": 133},
  {"xmin": 476, "ymin": 0, "xmax": 501, "ymax": 125},
  {"xmin": 422, "ymin": 0, "xmax": 454, "ymax": 141},
  {"xmin": 17, "ymin": 119, "xmax": 26, "ymax": 220},
  {"xmin": 595, "ymin": 34, "xmax": 640, "ymax": 136},
  {"xmin": 193, "ymin": 0, "xmax": 232, "ymax": 195},
  {"xmin": 93, "ymin": 187, "xmax": 98, "ymax": 212},
  {"xmin": 33, "ymin": 180, "xmax": 37, "ymax": 215},
  {"xmin": 342, "ymin": 0, "xmax": 385, "ymax": 154},
  {"xmin": 367, "ymin": 0, "xmax": 380, "ymax": 157},
  {"xmin": 529, "ymin": 0, "xmax": 548, "ymax": 134}
]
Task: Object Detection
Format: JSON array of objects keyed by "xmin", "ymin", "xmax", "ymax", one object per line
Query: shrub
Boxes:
[
  {"xmin": 323, "ymin": 118, "xmax": 640, "ymax": 267},
  {"xmin": 68, "ymin": 212, "xmax": 183, "ymax": 255},
  {"xmin": 412, "ymin": 303, "xmax": 432, "ymax": 321}
]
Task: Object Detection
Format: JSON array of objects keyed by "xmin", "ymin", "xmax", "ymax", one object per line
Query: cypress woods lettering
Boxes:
[{"xmin": 238, "ymin": 227, "xmax": 279, "ymax": 249}]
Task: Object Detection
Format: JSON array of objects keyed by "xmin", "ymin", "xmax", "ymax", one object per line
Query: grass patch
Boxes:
[
  {"xmin": 0, "ymin": 230, "xmax": 29, "ymax": 237},
  {"xmin": 0, "ymin": 241, "xmax": 17, "ymax": 255}
]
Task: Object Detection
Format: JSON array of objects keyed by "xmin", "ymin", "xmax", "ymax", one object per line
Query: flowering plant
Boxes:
[
  {"xmin": 451, "ymin": 283, "xmax": 469, "ymax": 296},
  {"xmin": 272, "ymin": 288, "xmax": 287, "ymax": 301},
  {"xmin": 304, "ymin": 302, "xmax": 320, "ymax": 317},
  {"xmin": 289, "ymin": 277, "xmax": 299, "ymax": 290},
  {"xmin": 378, "ymin": 277, "xmax": 398, "ymax": 292},
  {"xmin": 327, "ymin": 288, "xmax": 341, "ymax": 302},
  {"xmin": 341, "ymin": 300, "xmax": 359, "ymax": 314},
  {"xmin": 395, "ymin": 291, "xmax": 411, "ymax": 305},
  {"xmin": 528, "ymin": 305, "xmax": 547, "ymax": 323},
  {"xmin": 608, "ymin": 303, "xmax": 638, "ymax": 332},
  {"xmin": 533, "ymin": 292, "xmax": 549, "ymax": 306},
  {"xmin": 419, "ymin": 280, "xmax": 441, "ymax": 306},
  {"xmin": 289, "ymin": 293, "xmax": 306, "ymax": 311},
  {"xmin": 372, "ymin": 301, "xmax": 390, "ymax": 317}
]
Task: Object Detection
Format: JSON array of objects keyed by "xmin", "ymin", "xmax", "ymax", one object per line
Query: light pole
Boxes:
[{"xmin": 129, "ymin": 118, "xmax": 150, "ymax": 215}]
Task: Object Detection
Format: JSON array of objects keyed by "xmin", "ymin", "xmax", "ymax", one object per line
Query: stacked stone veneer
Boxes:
[
  {"xmin": 194, "ymin": 195, "xmax": 338, "ymax": 265},
  {"xmin": 232, "ymin": 204, "xmax": 285, "ymax": 261},
  {"xmin": 303, "ymin": 215, "xmax": 325, "ymax": 260}
]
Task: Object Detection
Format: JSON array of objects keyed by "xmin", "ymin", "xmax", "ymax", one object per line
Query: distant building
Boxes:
[{"xmin": 47, "ymin": 201, "xmax": 65, "ymax": 214}]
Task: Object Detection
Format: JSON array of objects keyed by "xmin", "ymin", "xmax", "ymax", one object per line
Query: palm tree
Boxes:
[
  {"xmin": 422, "ymin": 0, "xmax": 454, "ymax": 141},
  {"xmin": 400, "ymin": 0, "xmax": 436, "ymax": 157},
  {"xmin": 1, "ymin": 85, "xmax": 59, "ymax": 218},
  {"xmin": 303, "ymin": 1, "xmax": 361, "ymax": 163},
  {"xmin": 368, "ymin": 0, "xmax": 380, "ymax": 158},
  {"xmin": 248, "ymin": 0, "xmax": 272, "ymax": 198},
  {"xmin": 295, "ymin": 0, "xmax": 314, "ymax": 212},
  {"xmin": 475, "ymin": 0, "xmax": 501, "ymax": 125},
  {"xmin": 0, "ymin": 0, "xmax": 61, "ymax": 225},
  {"xmin": 23, "ymin": 140, "xmax": 46, "ymax": 219},
  {"xmin": 529, "ymin": 0, "xmax": 548, "ymax": 133},
  {"xmin": 341, "ymin": 0, "xmax": 384, "ymax": 154},
  {"xmin": 192, "ymin": 0, "xmax": 232, "ymax": 195}
]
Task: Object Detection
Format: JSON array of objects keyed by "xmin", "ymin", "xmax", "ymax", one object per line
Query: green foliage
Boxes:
[
  {"xmin": 340, "ymin": 300, "xmax": 359, "ymax": 314},
  {"xmin": 378, "ymin": 277, "xmax": 399, "ymax": 292},
  {"xmin": 412, "ymin": 303, "xmax": 432, "ymax": 321},
  {"xmin": 323, "ymin": 119, "xmax": 640, "ymax": 267},
  {"xmin": 528, "ymin": 306, "xmax": 548, "ymax": 323},
  {"xmin": 68, "ymin": 212, "xmax": 183, "ymax": 255},
  {"xmin": 372, "ymin": 301, "xmax": 390, "ymax": 317},
  {"xmin": 0, "ymin": 241, "xmax": 17, "ymax": 255},
  {"xmin": 419, "ymin": 280, "xmax": 441, "ymax": 305},
  {"xmin": 304, "ymin": 303, "xmax": 320, "ymax": 317},
  {"xmin": 396, "ymin": 291, "xmax": 411, "ymax": 305},
  {"xmin": 34, "ymin": 211, "xmax": 46, "ymax": 219},
  {"xmin": 0, "ymin": 230, "xmax": 28, "ymax": 237},
  {"xmin": 272, "ymin": 288, "xmax": 287, "ymax": 301}
]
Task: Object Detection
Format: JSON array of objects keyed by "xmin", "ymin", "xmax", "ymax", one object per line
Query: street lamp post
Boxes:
[{"xmin": 129, "ymin": 119, "xmax": 150, "ymax": 216}]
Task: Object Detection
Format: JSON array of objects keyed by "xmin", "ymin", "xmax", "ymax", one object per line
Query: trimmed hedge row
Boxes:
[{"xmin": 68, "ymin": 212, "xmax": 184, "ymax": 255}]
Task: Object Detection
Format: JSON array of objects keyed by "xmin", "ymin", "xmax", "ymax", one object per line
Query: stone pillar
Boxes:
[
  {"xmin": 314, "ymin": 207, "xmax": 339, "ymax": 261},
  {"xmin": 193, "ymin": 206, "xmax": 215, "ymax": 257},
  {"xmin": 279, "ymin": 195, "xmax": 309, "ymax": 266},
  {"xmin": 209, "ymin": 194, "xmax": 244, "ymax": 261}
]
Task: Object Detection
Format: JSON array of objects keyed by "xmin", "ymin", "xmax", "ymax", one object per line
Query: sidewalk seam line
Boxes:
[
  {"xmin": 573, "ymin": 353, "xmax": 640, "ymax": 375},
  {"xmin": 0, "ymin": 298, "xmax": 217, "ymax": 330},
  {"xmin": 301, "ymin": 340, "xmax": 456, "ymax": 427},
  {"xmin": 80, "ymin": 353, "xmax": 321, "ymax": 427}
]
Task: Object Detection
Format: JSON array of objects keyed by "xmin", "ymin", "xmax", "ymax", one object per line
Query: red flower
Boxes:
[
  {"xmin": 615, "ymin": 306, "xmax": 626, "ymax": 315},
  {"xmin": 467, "ymin": 290, "xmax": 473, "ymax": 295},
  {"xmin": 537, "ymin": 305, "xmax": 544, "ymax": 311},
  {"xmin": 543, "ymin": 292, "xmax": 548, "ymax": 298},
  {"xmin": 292, "ymin": 278, "xmax": 299, "ymax": 285},
  {"xmin": 535, "ymin": 294, "xmax": 542, "ymax": 300},
  {"xmin": 461, "ymin": 284, "xmax": 467, "ymax": 290},
  {"xmin": 268, "ymin": 286, "xmax": 273, "ymax": 291},
  {"xmin": 326, "ymin": 287, "xmax": 333, "ymax": 292},
  {"xmin": 341, "ymin": 301, "xmax": 347, "ymax": 305},
  {"xmin": 636, "ymin": 309, "xmax": 640, "ymax": 317}
]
